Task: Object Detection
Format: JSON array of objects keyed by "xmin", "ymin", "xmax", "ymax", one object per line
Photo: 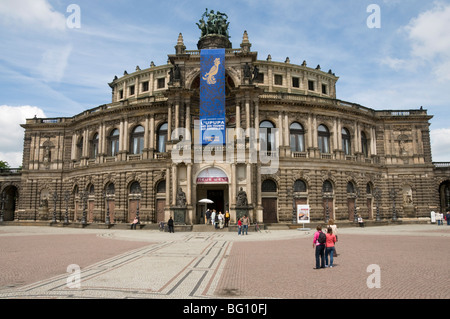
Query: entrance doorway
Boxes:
[{"xmin": 207, "ymin": 190, "xmax": 224, "ymax": 213}]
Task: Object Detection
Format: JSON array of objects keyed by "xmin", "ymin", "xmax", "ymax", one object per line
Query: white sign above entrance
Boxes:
[{"xmin": 196, "ymin": 167, "xmax": 229, "ymax": 183}]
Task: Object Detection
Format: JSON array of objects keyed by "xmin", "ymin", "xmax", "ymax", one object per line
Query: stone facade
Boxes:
[{"xmin": 1, "ymin": 28, "xmax": 449, "ymax": 225}]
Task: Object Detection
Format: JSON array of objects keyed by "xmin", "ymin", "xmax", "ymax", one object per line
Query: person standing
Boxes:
[
  {"xmin": 224, "ymin": 211, "xmax": 230, "ymax": 227},
  {"xmin": 237, "ymin": 218, "xmax": 242, "ymax": 235},
  {"xmin": 242, "ymin": 215, "xmax": 249, "ymax": 235},
  {"xmin": 328, "ymin": 219, "xmax": 338, "ymax": 257},
  {"xmin": 211, "ymin": 210, "xmax": 216, "ymax": 227},
  {"xmin": 206, "ymin": 209, "xmax": 211, "ymax": 225},
  {"xmin": 446, "ymin": 209, "xmax": 450, "ymax": 226},
  {"xmin": 325, "ymin": 226, "xmax": 337, "ymax": 268},
  {"xmin": 168, "ymin": 216, "xmax": 174, "ymax": 233},
  {"xmin": 218, "ymin": 211, "xmax": 224, "ymax": 229},
  {"xmin": 313, "ymin": 225, "xmax": 326, "ymax": 269}
]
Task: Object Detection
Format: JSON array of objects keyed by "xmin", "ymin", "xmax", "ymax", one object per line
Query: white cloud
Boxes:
[
  {"xmin": 0, "ymin": 105, "xmax": 46, "ymax": 167},
  {"xmin": 430, "ymin": 128, "xmax": 450, "ymax": 162},
  {"xmin": 381, "ymin": 2, "xmax": 450, "ymax": 80},
  {"xmin": 0, "ymin": 0, "xmax": 66, "ymax": 31},
  {"xmin": 405, "ymin": 2, "xmax": 450, "ymax": 60},
  {"xmin": 38, "ymin": 44, "xmax": 72, "ymax": 82}
]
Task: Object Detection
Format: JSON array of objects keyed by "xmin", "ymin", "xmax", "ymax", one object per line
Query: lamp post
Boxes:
[
  {"xmin": 353, "ymin": 188, "xmax": 360, "ymax": 223},
  {"xmin": 374, "ymin": 187, "xmax": 381, "ymax": 221},
  {"xmin": 81, "ymin": 190, "xmax": 88, "ymax": 225},
  {"xmin": 64, "ymin": 191, "xmax": 70, "ymax": 224},
  {"xmin": 389, "ymin": 188, "xmax": 398, "ymax": 221},
  {"xmin": 52, "ymin": 191, "xmax": 58, "ymax": 223},
  {"xmin": 322, "ymin": 188, "xmax": 331, "ymax": 223},
  {"xmin": 103, "ymin": 190, "xmax": 111, "ymax": 226}
]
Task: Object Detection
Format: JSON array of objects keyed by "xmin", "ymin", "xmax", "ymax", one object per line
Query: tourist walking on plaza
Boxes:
[
  {"xmin": 313, "ymin": 225, "xmax": 326, "ymax": 269},
  {"xmin": 325, "ymin": 226, "xmax": 337, "ymax": 268},
  {"xmin": 237, "ymin": 218, "xmax": 242, "ymax": 235},
  {"xmin": 437, "ymin": 212, "xmax": 443, "ymax": 225},
  {"xmin": 328, "ymin": 219, "xmax": 338, "ymax": 257},
  {"xmin": 242, "ymin": 215, "xmax": 249, "ymax": 235},
  {"xmin": 168, "ymin": 216, "xmax": 174, "ymax": 233}
]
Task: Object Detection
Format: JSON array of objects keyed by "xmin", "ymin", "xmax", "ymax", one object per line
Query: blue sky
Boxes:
[{"xmin": 1, "ymin": 0, "xmax": 450, "ymax": 167}]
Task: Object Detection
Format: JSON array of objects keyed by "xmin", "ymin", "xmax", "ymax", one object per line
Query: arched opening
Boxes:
[{"xmin": 1, "ymin": 185, "xmax": 18, "ymax": 221}]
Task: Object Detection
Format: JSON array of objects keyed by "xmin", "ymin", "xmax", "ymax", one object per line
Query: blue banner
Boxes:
[{"xmin": 200, "ymin": 49, "xmax": 226, "ymax": 145}]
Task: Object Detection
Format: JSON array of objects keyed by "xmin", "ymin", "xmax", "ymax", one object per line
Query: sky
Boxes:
[{"xmin": 1, "ymin": 0, "xmax": 450, "ymax": 167}]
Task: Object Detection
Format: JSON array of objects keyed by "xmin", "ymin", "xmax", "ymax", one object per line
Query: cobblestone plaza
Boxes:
[{"xmin": 0, "ymin": 223, "xmax": 448, "ymax": 301}]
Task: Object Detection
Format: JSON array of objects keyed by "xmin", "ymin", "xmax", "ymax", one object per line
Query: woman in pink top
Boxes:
[{"xmin": 325, "ymin": 227, "xmax": 337, "ymax": 267}]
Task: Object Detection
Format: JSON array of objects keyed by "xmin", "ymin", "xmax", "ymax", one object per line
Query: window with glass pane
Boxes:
[
  {"xmin": 157, "ymin": 123, "xmax": 168, "ymax": 153},
  {"xmin": 259, "ymin": 121, "xmax": 275, "ymax": 152},
  {"xmin": 361, "ymin": 132, "xmax": 368, "ymax": 157},
  {"xmin": 318, "ymin": 125, "xmax": 330, "ymax": 153},
  {"xmin": 91, "ymin": 133, "xmax": 99, "ymax": 159},
  {"xmin": 130, "ymin": 126, "xmax": 144, "ymax": 154},
  {"xmin": 109, "ymin": 129, "xmax": 119, "ymax": 156},
  {"xmin": 294, "ymin": 180, "xmax": 307, "ymax": 192},
  {"xmin": 322, "ymin": 180, "xmax": 333, "ymax": 193},
  {"xmin": 290, "ymin": 122, "xmax": 305, "ymax": 152},
  {"xmin": 77, "ymin": 137, "xmax": 83, "ymax": 160},
  {"xmin": 347, "ymin": 182, "xmax": 355, "ymax": 193},
  {"xmin": 342, "ymin": 128, "xmax": 351, "ymax": 155}
]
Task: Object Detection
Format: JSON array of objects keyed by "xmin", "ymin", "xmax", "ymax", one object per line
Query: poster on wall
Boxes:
[
  {"xmin": 297, "ymin": 205, "xmax": 310, "ymax": 224},
  {"xmin": 200, "ymin": 48, "xmax": 226, "ymax": 145}
]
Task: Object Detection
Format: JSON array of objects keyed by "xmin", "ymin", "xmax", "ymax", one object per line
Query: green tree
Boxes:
[{"xmin": 0, "ymin": 161, "xmax": 10, "ymax": 169}]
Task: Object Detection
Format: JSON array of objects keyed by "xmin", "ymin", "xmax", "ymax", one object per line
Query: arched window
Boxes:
[
  {"xmin": 342, "ymin": 128, "xmax": 351, "ymax": 155},
  {"xmin": 108, "ymin": 129, "xmax": 119, "ymax": 157},
  {"xmin": 90, "ymin": 133, "xmax": 99, "ymax": 159},
  {"xmin": 88, "ymin": 184, "xmax": 95, "ymax": 195},
  {"xmin": 361, "ymin": 131, "xmax": 368, "ymax": 157},
  {"xmin": 130, "ymin": 181, "xmax": 141, "ymax": 194},
  {"xmin": 157, "ymin": 123, "xmax": 168, "ymax": 153},
  {"xmin": 322, "ymin": 180, "xmax": 333, "ymax": 193},
  {"xmin": 262, "ymin": 179, "xmax": 277, "ymax": 192},
  {"xmin": 294, "ymin": 179, "xmax": 307, "ymax": 192},
  {"xmin": 76, "ymin": 137, "xmax": 83, "ymax": 160},
  {"xmin": 106, "ymin": 183, "xmax": 115, "ymax": 195},
  {"xmin": 347, "ymin": 182, "xmax": 355, "ymax": 194},
  {"xmin": 366, "ymin": 182, "xmax": 373, "ymax": 195},
  {"xmin": 156, "ymin": 180, "xmax": 166, "ymax": 193},
  {"xmin": 290, "ymin": 122, "xmax": 305, "ymax": 152},
  {"xmin": 259, "ymin": 121, "xmax": 276, "ymax": 152},
  {"xmin": 130, "ymin": 125, "xmax": 144, "ymax": 155},
  {"xmin": 318, "ymin": 124, "xmax": 330, "ymax": 153}
]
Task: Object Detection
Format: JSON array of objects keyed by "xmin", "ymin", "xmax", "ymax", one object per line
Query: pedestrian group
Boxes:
[{"xmin": 313, "ymin": 219, "xmax": 338, "ymax": 269}]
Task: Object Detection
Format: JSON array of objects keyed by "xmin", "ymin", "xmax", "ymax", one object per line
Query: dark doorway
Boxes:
[
  {"xmin": 207, "ymin": 189, "xmax": 224, "ymax": 214},
  {"xmin": 262, "ymin": 198, "xmax": 278, "ymax": 223}
]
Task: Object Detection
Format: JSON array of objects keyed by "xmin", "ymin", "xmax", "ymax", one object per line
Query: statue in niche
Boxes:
[
  {"xmin": 236, "ymin": 187, "xmax": 248, "ymax": 207},
  {"xmin": 176, "ymin": 187, "xmax": 186, "ymax": 207},
  {"xmin": 252, "ymin": 65, "xmax": 259, "ymax": 83}
]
